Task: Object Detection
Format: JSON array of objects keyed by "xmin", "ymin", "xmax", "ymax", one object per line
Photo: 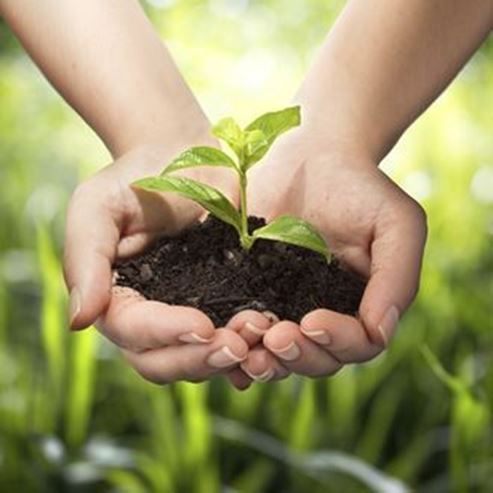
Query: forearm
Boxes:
[
  {"xmin": 297, "ymin": 0, "xmax": 492, "ymax": 161},
  {"xmin": 0, "ymin": 0, "xmax": 208, "ymax": 157}
]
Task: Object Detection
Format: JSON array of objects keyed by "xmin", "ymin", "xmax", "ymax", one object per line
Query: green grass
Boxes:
[{"xmin": 0, "ymin": 2, "xmax": 492, "ymax": 491}]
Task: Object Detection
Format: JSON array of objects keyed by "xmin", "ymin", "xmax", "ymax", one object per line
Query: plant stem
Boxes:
[
  {"xmin": 239, "ymin": 172, "xmax": 253, "ymax": 249},
  {"xmin": 239, "ymin": 173, "xmax": 248, "ymax": 232},
  {"xmin": 237, "ymin": 144, "xmax": 253, "ymax": 249}
]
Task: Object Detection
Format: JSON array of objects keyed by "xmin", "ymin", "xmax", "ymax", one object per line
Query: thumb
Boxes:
[
  {"xmin": 359, "ymin": 205, "xmax": 427, "ymax": 347},
  {"xmin": 63, "ymin": 185, "xmax": 119, "ymax": 330}
]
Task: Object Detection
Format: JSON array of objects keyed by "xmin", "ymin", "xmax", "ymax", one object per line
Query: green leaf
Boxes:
[
  {"xmin": 244, "ymin": 129, "xmax": 268, "ymax": 167},
  {"xmin": 420, "ymin": 345, "xmax": 463, "ymax": 393},
  {"xmin": 245, "ymin": 106, "xmax": 301, "ymax": 165},
  {"xmin": 212, "ymin": 117, "xmax": 244, "ymax": 154},
  {"xmin": 162, "ymin": 146, "xmax": 239, "ymax": 175},
  {"xmin": 454, "ymin": 390, "xmax": 490, "ymax": 450},
  {"xmin": 133, "ymin": 175, "xmax": 241, "ymax": 232},
  {"xmin": 253, "ymin": 215, "xmax": 329, "ymax": 258}
]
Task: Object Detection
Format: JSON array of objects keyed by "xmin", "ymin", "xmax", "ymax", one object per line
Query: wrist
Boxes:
[
  {"xmin": 110, "ymin": 120, "xmax": 238, "ymax": 203},
  {"xmin": 289, "ymin": 104, "xmax": 378, "ymax": 169},
  {"xmin": 294, "ymin": 54, "xmax": 403, "ymax": 163},
  {"xmin": 295, "ymin": 95, "xmax": 391, "ymax": 165},
  {"xmin": 106, "ymin": 97, "xmax": 214, "ymax": 159}
]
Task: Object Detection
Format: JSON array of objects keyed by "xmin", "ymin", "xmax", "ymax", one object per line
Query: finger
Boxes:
[
  {"xmin": 226, "ymin": 368, "xmax": 253, "ymax": 391},
  {"xmin": 360, "ymin": 203, "xmax": 427, "ymax": 347},
  {"xmin": 64, "ymin": 183, "xmax": 119, "ymax": 331},
  {"xmin": 226, "ymin": 310, "xmax": 279, "ymax": 347},
  {"xmin": 263, "ymin": 321, "xmax": 342, "ymax": 377},
  {"xmin": 240, "ymin": 346, "xmax": 290, "ymax": 382},
  {"xmin": 123, "ymin": 328, "xmax": 248, "ymax": 385},
  {"xmin": 300, "ymin": 309, "xmax": 382, "ymax": 363},
  {"xmin": 117, "ymin": 186, "xmax": 201, "ymax": 258},
  {"xmin": 97, "ymin": 286, "xmax": 216, "ymax": 352}
]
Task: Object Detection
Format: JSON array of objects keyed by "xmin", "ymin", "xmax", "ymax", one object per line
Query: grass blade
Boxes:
[
  {"xmin": 36, "ymin": 222, "xmax": 66, "ymax": 408},
  {"xmin": 65, "ymin": 329, "xmax": 98, "ymax": 449}
]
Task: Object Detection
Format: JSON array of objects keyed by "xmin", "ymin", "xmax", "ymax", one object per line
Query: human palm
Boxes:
[
  {"xmin": 228, "ymin": 128, "xmax": 427, "ymax": 382},
  {"xmin": 65, "ymin": 143, "xmax": 254, "ymax": 384},
  {"xmin": 64, "ymin": 130, "xmax": 426, "ymax": 389}
]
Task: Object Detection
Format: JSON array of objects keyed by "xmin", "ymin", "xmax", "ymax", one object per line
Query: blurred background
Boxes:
[{"xmin": 0, "ymin": 1, "xmax": 492, "ymax": 491}]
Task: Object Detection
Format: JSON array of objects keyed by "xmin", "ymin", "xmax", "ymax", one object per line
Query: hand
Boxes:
[
  {"xmin": 64, "ymin": 142, "xmax": 252, "ymax": 384},
  {"xmin": 230, "ymin": 126, "xmax": 427, "ymax": 382}
]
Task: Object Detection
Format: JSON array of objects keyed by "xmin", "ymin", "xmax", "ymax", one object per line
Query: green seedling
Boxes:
[{"xmin": 134, "ymin": 106, "xmax": 330, "ymax": 259}]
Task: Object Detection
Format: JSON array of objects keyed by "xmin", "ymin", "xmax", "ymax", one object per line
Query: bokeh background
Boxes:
[{"xmin": 1, "ymin": 1, "xmax": 492, "ymax": 491}]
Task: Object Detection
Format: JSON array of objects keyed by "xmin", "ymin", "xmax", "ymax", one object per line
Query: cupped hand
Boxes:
[
  {"xmin": 232, "ymin": 126, "xmax": 427, "ymax": 382},
  {"xmin": 64, "ymin": 142, "xmax": 253, "ymax": 384}
]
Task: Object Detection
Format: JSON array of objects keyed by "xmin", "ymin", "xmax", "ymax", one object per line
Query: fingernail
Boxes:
[
  {"xmin": 178, "ymin": 332, "xmax": 214, "ymax": 344},
  {"xmin": 262, "ymin": 311, "xmax": 279, "ymax": 324},
  {"xmin": 378, "ymin": 305, "xmax": 400, "ymax": 347},
  {"xmin": 244, "ymin": 322, "xmax": 267, "ymax": 336},
  {"xmin": 302, "ymin": 329, "xmax": 331, "ymax": 345},
  {"xmin": 241, "ymin": 364, "xmax": 275, "ymax": 382},
  {"xmin": 69, "ymin": 287, "xmax": 81, "ymax": 329},
  {"xmin": 207, "ymin": 346, "xmax": 245, "ymax": 368},
  {"xmin": 271, "ymin": 341, "xmax": 301, "ymax": 361}
]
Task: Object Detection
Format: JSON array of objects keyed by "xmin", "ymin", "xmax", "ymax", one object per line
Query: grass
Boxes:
[
  {"xmin": 1, "ymin": 223, "xmax": 492, "ymax": 490},
  {"xmin": 0, "ymin": 2, "xmax": 492, "ymax": 491}
]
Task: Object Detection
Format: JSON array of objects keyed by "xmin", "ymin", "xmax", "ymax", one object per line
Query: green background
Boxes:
[{"xmin": 0, "ymin": 1, "xmax": 492, "ymax": 491}]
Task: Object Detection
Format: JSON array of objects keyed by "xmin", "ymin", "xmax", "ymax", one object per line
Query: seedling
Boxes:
[{"xmin": 134, "ymin": 106, "xmax": 330, "ymax": 259}]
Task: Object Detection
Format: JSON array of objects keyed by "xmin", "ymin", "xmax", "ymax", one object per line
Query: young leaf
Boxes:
[
  {"xmin": 244, "ymin": 129, "xmax": 268, "ymax": 165},
  {"xmin": 162, "ymin": 146, "xmax": 239, "ymax": 175},
  {"xmin": 212, "ymin": 117, "xmax": 244, "ymax": 154},
  {"xmin": 245, "ymin": 106, "xmax": 301, "ymax": 165},
  {"xmin": 253, "ymin": 215, "xmax": 329, "ymax": 258},
  {"xmin": 133, "ymin": 175, "xmax": 241, "ymax": 233}
]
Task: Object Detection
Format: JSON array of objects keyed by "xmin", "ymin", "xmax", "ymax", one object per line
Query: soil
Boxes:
[{"xmin": 114, "ymin": 215, "xmax": 366, "ymax": 327}]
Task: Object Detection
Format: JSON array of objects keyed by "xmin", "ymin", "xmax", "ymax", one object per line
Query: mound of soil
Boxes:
[{"xmin": 114, "ymin": 215, "xmax": 366, "ymax": 327}]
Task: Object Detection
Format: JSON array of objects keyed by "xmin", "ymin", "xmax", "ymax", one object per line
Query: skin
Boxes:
[
  {"xmin": 0, "ymin": 0, "xmax": 248, "ymax": 383},
  {"xmin": 232, "ymin": 0, "xmax": 492, "ymax": 385},
  {"xmin": 1, "ymin": 0, "xmax": 491, "ymax": 388},
  {"xmin": 229, "ymin": 133, "xmax": 426, "ymax": 384}
]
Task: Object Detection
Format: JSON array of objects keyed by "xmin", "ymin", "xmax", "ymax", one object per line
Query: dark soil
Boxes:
[{"xmin": 114, "ymin": 216, "xmax": 366, "ymax": 327}]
